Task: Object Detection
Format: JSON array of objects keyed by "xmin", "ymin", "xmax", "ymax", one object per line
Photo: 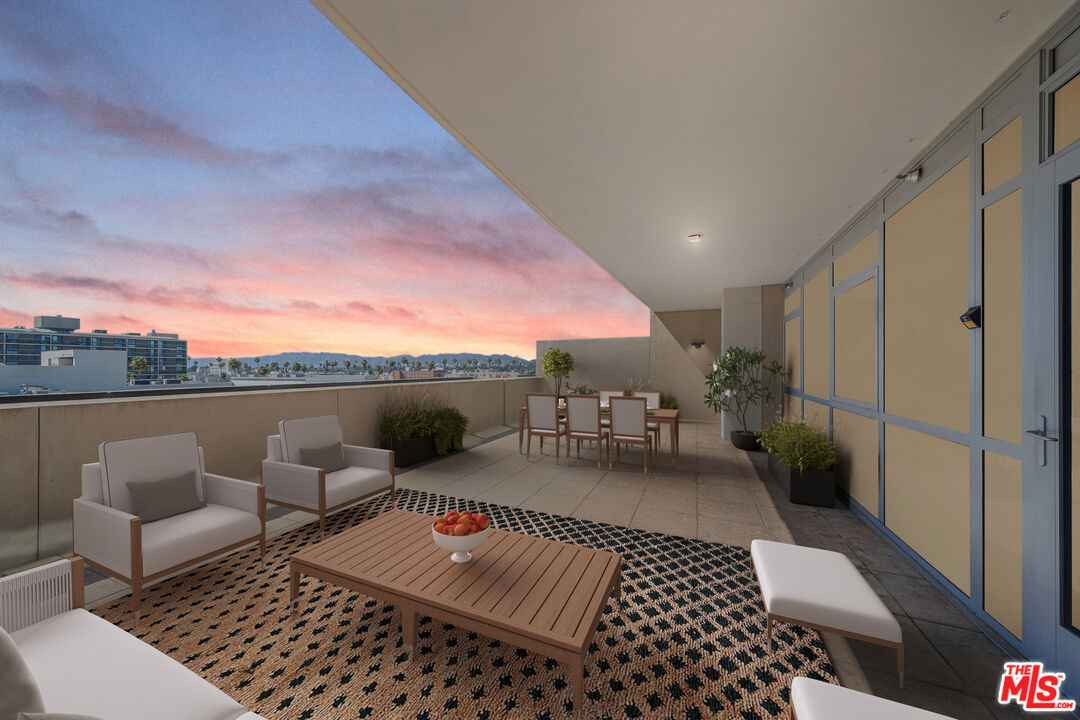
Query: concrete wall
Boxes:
[
  {"xmin": 535, "ymin": 337, "xmax": 650, "ymax": 393},
  {"xmin": 537, "ymin": 311, "xmax": 723, "ymax": 422},
  {"xmin": 0, "ymin": 349, "xmax": 128, "ymax": 395},
  {"xmin": 648, "ymin": 312, "xmax": 720, "ymax": 421},
  {"xmin": 719, "ymin": 285, "xmax": 785, "ymax": 432},
  {"xmin": 0, "ymin": 376, "xmax": 544, "ymax": 571}
]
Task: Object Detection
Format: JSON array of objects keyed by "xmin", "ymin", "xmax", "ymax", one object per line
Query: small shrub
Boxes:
[
  {"xmin": 567, "ymin": 382, "xmax": 596, "ymax": 395},
  {"xmin": 660, "ymin": 393, "xmax": 679, "ymax": 410},
  {"xmin": 376, "ymin": 388, "xmax": 470, "ymax": 455},
  {"xmin": 759, "ymin": 418, "xmax": 838, "ymax": 472}
]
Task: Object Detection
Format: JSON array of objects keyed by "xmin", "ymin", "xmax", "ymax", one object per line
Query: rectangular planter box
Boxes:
[
  {"xmin": 768, "ymin": 454, "xmax": 836, "ymax": 507},
  {"xmin": 388, "ymin": 436, "xmax": 438, "ymax": 468}
]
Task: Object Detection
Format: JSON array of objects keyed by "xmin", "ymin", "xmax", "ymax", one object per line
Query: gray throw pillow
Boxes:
[
  {"xmin": 125, "ymin": 470, "xmax": 205, "ymax": 523},
  {"xmin": 0, "ymin": 626, "xmax": 45, "ymax": 720},
  {"xmin": 18, "ymin": 714, "xmax": 104, "ymax": 720},
  {"xmin": 300, "ymin": 442, "xmax": 347, "ymax": 473}
]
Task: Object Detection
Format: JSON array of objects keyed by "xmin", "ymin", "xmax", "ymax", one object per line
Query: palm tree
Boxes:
[
  {"xmin": 375, "ymin": 364, "xmax": 384, "ymax": 376},
  {"xmin": 253, "ymin": 357, "xmax": 261, "ymax": 366},
  {"xmin": 227, "ymin": 358, "xmax": 241, "ymax": 374},
  {"xmin": 401, "ymin": 356, "xmax": 409, "ymax": 367},
  {"xmin": 426, "ymin": 360, "xmax": 436, "ymax": 371},
  {"xmin": 441, "ymin": 358, "xmax": 448, "ymax": 370},
  {"xmin": 360, "ymin": 359, "xmax": 370, "ymax": 375},
  {"xmin": 344, "ymin": 360, "xmax": 352, "ymax": 374},
  {"xmin": 292, "ymin": 362, "xmax": 302, "ymax": 374}
]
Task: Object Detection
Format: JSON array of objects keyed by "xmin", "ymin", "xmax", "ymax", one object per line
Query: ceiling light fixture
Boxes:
[
  {"xmin": 998, "ymin": 9, "xmax": 1010, "ymax": 21},
  {"xmin": 687, "ymin": 233, "xmax": 702, "ymax": 244},
  {"xmin": 690, "ymin": 340, "xmax": 705, "ymax": 349}
]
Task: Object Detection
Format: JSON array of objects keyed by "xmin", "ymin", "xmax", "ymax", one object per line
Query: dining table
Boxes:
[{"xmin": 518, "ymin": 402, "xmax": 680, "ymax": 461}]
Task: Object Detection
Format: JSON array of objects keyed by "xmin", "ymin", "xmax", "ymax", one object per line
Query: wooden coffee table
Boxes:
[{"xmin": 289, "ymin": 509, "xmax": 621, "ymax": 714}]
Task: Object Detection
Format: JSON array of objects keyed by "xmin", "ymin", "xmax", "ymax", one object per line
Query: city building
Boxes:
[
  {"xmin": 0, "ymin": 315, "xmax": 188, "ymax": 381},
  {"xmin": 0, "ymin": 349, "xmax": 128, "ymax": 396},
  {"xmin": 391, "ymin": 368, "xmax": 446, "ymax": 380}
]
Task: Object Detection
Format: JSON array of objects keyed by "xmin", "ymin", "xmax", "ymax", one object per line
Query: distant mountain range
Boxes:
[{"xmin": 192, "ymin": 351, "xmax": 534, "ymax": 369}]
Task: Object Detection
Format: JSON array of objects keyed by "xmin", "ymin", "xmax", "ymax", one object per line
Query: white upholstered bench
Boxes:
[
  {"xmin": 750, "ymin": 539, "xmax": 904, "ymax": 686},
  {"xmin": 790, "ymin": 677, "xmax": 954, "ymax": 719}
]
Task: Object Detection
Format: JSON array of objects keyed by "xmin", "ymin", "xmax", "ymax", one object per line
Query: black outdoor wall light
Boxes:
[
  {"xmin": 960, "ymin": 306, "xmax": 982, "ymax": 329},
  {"xmin": 690, "ymin": 340, "xmax": 706, "ymax": 349}
]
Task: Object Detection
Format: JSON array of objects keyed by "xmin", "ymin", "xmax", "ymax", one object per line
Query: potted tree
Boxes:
[
  {"xmin": 703, "ymin": 346, "xmax": 785, "ymax": 450},
  {"xmin": 541, "ymin": 346, "xmax": 575, "ymax": 400},
  {"xmin": 759, "ymin": 418, "xmax": 839, "ymax": 507}
]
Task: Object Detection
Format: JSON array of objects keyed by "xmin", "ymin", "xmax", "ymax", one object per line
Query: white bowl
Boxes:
[{"xmin": 432, "ymin": 521, "xmax": 492, "ymax": 563}]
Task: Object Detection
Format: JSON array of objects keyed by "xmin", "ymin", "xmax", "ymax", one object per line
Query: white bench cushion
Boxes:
[
  {"xmin": 142, "ymin": 504, "xmax": 261, "ymax": 576},
  {"xmin": 11, "ymin": 609, "xmax": 247, "ymax": 720},
  {"xmin": 751, "ymin": 539, "xmax": 901, "ymax": 644},
  {"xmin": 325, "ymin": 466, "xmax": 392, "ymax": 508},
  {"xmin": 791, "ymin": 677, "xmax": 954, "ymax": 719}
]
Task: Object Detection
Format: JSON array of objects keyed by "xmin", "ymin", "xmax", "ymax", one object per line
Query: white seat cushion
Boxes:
[
  {"xmin": 11, "ymin": 609, "xmax": 247, "ymax": 720},
  {"xmin": 325, "ymin": 466, "xmax": 392, "ymax": 508},
  {"xmin": 142, "ymin": 504, "xmax": 261, "ymax": 577},
  {"xmin": 751, "ymin": 539, "xmax": 901, "ymax": 644},
  {"xmin": 791, "ymin": 677, "xmax": 954, "ymax": 719}
]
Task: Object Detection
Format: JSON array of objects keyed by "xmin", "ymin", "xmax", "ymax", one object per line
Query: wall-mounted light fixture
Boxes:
[
  {"xmin": 960, "ymin": 306, "xmax": 982, "ymax": 329},
  {"xmin": 896, "ymin": 168, "xmax": 922, "ymax": 184},
  {"xmin": 687, "ymin": 233, "xmax": 702, "ymax": 244},
  {"xmin": 690, "ymin": 340, "xmax": 705, "ymax": 349}
]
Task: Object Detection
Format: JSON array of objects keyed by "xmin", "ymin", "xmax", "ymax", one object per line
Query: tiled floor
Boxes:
[{"xmin": 77, "ymin": 421, "xmax": 1054, "ymax": 718}]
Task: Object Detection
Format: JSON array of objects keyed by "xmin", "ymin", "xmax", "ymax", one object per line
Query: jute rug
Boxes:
[{"xmin": 95, "ymin": 489, "xmax": 836, "ymax": 719}]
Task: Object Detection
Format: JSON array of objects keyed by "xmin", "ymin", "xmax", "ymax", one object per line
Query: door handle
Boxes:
[{"xmin": 1026, "ymin": 415, "xmax": 1059, "ymax": 467}]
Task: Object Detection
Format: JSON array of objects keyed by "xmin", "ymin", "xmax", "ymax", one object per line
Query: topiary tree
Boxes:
[
  {"xmin": 541, "ymin": 347, "xmax": 575, "ymax": 397},
  {"xmin": 704, "ymin": 346, "xmax": 785, "ymax": 434}
]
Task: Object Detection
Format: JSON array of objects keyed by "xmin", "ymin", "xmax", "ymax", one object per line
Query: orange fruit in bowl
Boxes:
[
  {"xmin": 475, "ymin": 514, "xmax": 490, "ymax": 530},
  {"xmin": 452, "ymin": 523, "xmax": 472, "ymax": 537}
]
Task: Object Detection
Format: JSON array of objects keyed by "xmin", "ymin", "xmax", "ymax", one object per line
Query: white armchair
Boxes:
[
  {"xmin": 73, "ymin": 432, "xmax": 265, "ymax": 608},
  {"xmin": 261, "ymin": 415, "xmax": 395, "ymax": 534}
]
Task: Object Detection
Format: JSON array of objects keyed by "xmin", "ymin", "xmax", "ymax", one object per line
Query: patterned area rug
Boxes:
[{"xmin": 94, "ymin": 489, "xmax": 836, "ymax": 719}]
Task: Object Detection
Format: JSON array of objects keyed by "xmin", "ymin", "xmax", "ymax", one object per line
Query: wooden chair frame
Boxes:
[
  {"xmin": 632, "ymin": 388, "xmax": 663, "ymax": 452},
  {"xmin": 564, "ymin": 394, "xmax": 609, "ymax": 468},
  {"xmin": 525, "ymin": 392, "xmax": 568, "ymax": 462},
  {"xmin": 262, "ymin": 459, "xmax": 395, "ymax": 536},
  {"xmin": 608, "ymin": 395, "xmax": 650, "ymax": 474},
  {"xmin": 76, "ymin": 486, "xmax": 266, "ymax": 611}
]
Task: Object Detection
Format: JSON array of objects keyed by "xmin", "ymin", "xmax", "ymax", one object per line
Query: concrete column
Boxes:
[{"xmin": 719, "ymin": 285, "xmax": 785, "ymax": 433}]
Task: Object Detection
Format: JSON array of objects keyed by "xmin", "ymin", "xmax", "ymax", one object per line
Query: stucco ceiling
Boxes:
[{"xmin": 314, "ymin": 0, "xmax": 1070, "ymax": 312}]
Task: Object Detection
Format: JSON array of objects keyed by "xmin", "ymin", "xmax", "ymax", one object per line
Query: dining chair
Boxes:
[
  {"xmin": 608, "ymin": 395, "xmax": 649, "ymax": 473},
  {"xmin": 598, "ymin": 388, "xmax": 621, "ymax": 430},
  {"xmin": 525, "ymin": 392, "xmax": 568, "ymax": 462},
  {"xmin": 565, "ymin": 394, "xmax": 607, "ymax": 468},
  {"xmin": 632, "ymin": 389, "xmax": 663, "ymax": 452}
]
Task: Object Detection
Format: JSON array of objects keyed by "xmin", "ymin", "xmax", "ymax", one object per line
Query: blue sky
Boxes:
[{"xmin": 0, "ymin": 1, "xmax": 647, "ymax": 358}]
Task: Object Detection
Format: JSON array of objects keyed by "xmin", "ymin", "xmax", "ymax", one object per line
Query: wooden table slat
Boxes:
[
  {"xmin": 302, "ymin": 510, "xmax": 402, "ymax": 560},
  {"xmin": 321, "ymin": 513, "xmax": 433, "ymax": 567},
  {"xmin": 453, "ymin": 533, "xmax": 535, "ymax": 607},
  {"xmin": 469, "ymin": 537, "xmax": 551, "ymax": 613},
  {"xmin": 552, "ymin": 552, "xmax": 613, "ymax": 636},
  {"xmin": 437, "ymin": 533, "xmax": 529, "ymax": 603},
  {"xmin": 419, "ymin": 532, "xmax": 513, "ymax": 597},
  {"xmin": 572, "ymin": 556, "xmax": 620, "ymax": 640},
  {"xmin": 508, "ymin": 545, "xmax": 580, "ymax": 624},
  {"xmin": 532, "ymin": 547, "xmax": 596, "ymax": 631}
]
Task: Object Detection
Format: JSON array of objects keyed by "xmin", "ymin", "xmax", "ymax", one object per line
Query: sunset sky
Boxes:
[{"xmin": 0, "ymin": 1, "xmax": 648, "ymax": 359}]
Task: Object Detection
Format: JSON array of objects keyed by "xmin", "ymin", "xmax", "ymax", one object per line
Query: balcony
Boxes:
[{"xmin": 1, "ymin": 375, "xmax": 1023, "ymax": 719}]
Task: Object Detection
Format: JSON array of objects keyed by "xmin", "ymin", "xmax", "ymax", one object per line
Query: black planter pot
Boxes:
[
  {"xmin": 730, "ymin": 430, "xmax": 761, "ymax": 451},
  {"xmin": 388, "ymin": 435, "xmax": 438, "ymax": 467},
  {"xmin": 769, "ymin": 455, "xmax": 836, "ymax": 507}
]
